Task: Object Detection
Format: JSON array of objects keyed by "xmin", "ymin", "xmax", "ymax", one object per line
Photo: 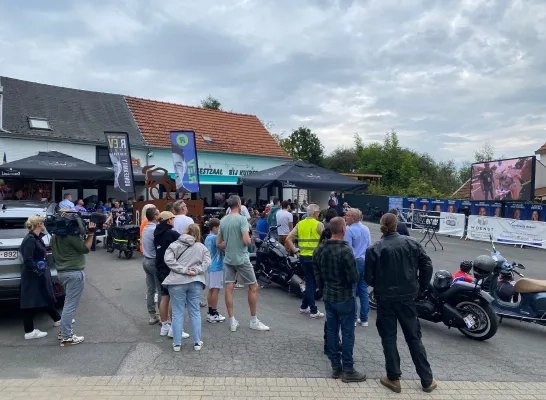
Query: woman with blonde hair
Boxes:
[
  {"xmin": 19, "ymin": 215, "xmax": 61, "ymax": 339},
  {"xmin": 163, "ymin": 224, "xmax": 210, "ymax": 352}
]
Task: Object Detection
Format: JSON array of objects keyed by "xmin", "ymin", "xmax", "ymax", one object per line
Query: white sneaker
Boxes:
[
  {"xmin": 173, "ymin": 344, "xmax": 181, "ymax": 352},
  {"xmin": 207, "ymin": 313, "xmax": 226, "ymax": 323},
  {"xmin": 230, "ymin": 320, "xmax": 239, "ymax": 332},
  {"xmin": 160, "ymin": 323, "xmax": 171, "ymax": 336},
  {"xmin": 361, "ymin": 321, "xmax": 369, "ymax": 327},
  {"xmin": 250, "ymin": 319, "xmax": 270, "ymax": 331},
  {"xmin": 310, "ymin": 311, "xmax": 325, "ymax": 319},
  {"xmin": 53, "ymin": 319, "xmax": 75, "ymax": 327},
  {"xmin": 299, "ymin": 307, "xmax": 310, "ymax": 314},
  {"xmin": 167, "ymin": 326, "xmax": 189, "ymax": 339},
  {"xmin": 24, "ymin": 329, "xmax": 48, "ymax": 340},
  {"xmin": 194, "ymin": 341, "xmax": 203, "ymax": 351}
]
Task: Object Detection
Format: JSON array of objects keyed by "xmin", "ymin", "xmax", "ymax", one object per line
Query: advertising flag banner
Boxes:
[
  {"xmin": 170, "ymin": 130, "xmax": 200, "ymax": 193},
  {"xmin": 104, "ymin": 131, "xmax": 135, "ymax": 194},
  {"xmin": 467, "ymin": 215, "xmax": 546, "ymax": 248}
]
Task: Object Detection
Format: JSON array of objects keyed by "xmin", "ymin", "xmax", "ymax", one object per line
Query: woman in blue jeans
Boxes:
[{"xmin": 162, "ymin": 224, "xmax": 211, "ymax": 352}]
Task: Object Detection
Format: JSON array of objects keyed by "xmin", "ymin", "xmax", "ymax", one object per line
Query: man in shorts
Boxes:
[
  {"xmin": 204, "ymin": 218, "xmax": 226, "ymax": 323},
  {"xmin": 217, "ymin": 195, "xmax": 270, "ymax": 332}
]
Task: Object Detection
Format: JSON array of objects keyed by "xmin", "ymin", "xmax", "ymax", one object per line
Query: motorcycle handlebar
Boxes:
[{"xmin": 514, "ymin": 269, "xmax": 525, "ymax": 277}]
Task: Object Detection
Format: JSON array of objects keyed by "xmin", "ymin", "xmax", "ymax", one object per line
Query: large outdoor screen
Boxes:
[{"xmin": 470, "ymin": 156, "xmax": 535, "ymax": 201}]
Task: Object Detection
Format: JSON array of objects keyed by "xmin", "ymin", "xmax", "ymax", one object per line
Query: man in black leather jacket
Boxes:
[{"xmin": 364, "ymin": 213, "xmax": 436, "ymax": 394}]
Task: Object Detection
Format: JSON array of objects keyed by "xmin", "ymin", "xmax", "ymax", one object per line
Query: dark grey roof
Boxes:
[{"xmin": 0, "ymin": 76, "xmax": 147, "ymax": 147}]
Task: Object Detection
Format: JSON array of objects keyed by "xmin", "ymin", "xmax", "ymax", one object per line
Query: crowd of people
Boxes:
[{"xmin": 17, "ymin": 193, "xmax": 437, "ymax": 393}]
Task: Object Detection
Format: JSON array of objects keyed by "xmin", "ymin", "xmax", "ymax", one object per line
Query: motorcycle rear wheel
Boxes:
[
  {"xmin": 124, "ymin": 250, "xmax": 133, "ymax": 259},
  {"xmin": 456, "ymin": 300, "xmax": 498, "ymax": 341}
]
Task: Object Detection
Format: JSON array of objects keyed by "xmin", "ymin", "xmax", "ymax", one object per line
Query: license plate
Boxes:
[
  {"xmin": 0, "ymin": 250, "xmax": 18, "ymax": 259},
  {"xmin": 464, "ymin": 315, "xmax": 474, "ymax": 328}
]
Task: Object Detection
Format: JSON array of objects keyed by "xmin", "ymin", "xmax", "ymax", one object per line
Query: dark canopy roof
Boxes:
[
  {"xmin": 239, "ymin": 160, "xmax": 368, "ymax": 192},
  {"xmin": 0, "ymin": 151, "xmax": 112, "ymax": 180}
]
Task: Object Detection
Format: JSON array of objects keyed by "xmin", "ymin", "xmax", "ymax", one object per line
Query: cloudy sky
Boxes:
[{"xmin": 1, "ymin": 0, "xmax": 545, "ymax": 162}]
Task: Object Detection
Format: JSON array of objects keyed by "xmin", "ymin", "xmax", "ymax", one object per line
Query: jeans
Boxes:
[
  {"xmin": 325, "ymin": 298, "xmax": 355, "ymax": 371},
  {"xmin": 376, "ymin": 299, "xmax": 434, "ymax": 387},
  {"xmin": 169, "ymin": 282, "xmax": 203, "ymax": 346},
  {"xmin": 58, "ymin": 270, "xmax": 85, "ymax": 340},
  {"xmin": 143, "ymin": 257, "xmax": 162, "ymax": 316},
  {"xmin": 354, "ymin": 259, "xmax": 369, "ymax": 322},
  {"xmin": 300, "ymin": 256, "xmax": 317, "ymax": 314}
]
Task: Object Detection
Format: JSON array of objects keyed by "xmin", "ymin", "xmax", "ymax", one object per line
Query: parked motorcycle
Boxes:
[
  {"xmin": 369, "ymin": 267, "xmax": 499, "ymax": 341},
  {"xmin": 250, "ymin": 226, "xmax": 322, "ymax": 300},
  {"xmin": 474, "ymin": 235, "xmax": 546, "ymax": 326}
]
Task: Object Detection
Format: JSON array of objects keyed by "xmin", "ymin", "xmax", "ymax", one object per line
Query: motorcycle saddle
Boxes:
[{"xmin": 514, "ymin": 278, "xmax": 546, "ymax": 294}]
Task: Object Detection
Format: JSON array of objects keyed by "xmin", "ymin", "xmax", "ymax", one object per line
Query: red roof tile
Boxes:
[
  {"xmin": 125, "ymin": 96, "xmax": 290, "ymax": 159},
  {"xmin": 536, "ymin": 143, "xmax": 546, "ymax": 154}
]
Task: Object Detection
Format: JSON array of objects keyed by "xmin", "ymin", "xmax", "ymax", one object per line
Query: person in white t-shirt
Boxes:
[
  {"xmin": 226, "ymin": 203, "xmax": 251, "ymax": 220},
  {"xmin": 172, "ymin": 200, "xmax": 194, "ymax": 235},
  {"xmin": 276, "ymin": 200, "xmax": 294, "ymax": 249}
]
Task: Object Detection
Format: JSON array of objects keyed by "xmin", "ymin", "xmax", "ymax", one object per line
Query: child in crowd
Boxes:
[
  {"xmin": 452, "ymin": 260, "xmax": 475, "ymax": 284},
  {"xmin": 204, "ymin": 218, "xmax": 227, "ymax": 323}
]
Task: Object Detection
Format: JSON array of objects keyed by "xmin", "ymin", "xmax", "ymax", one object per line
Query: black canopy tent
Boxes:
[
  {"xmin": 238, "ymin": 160, "xmax": 368, "ymax": 192},
  {"xmin": 0, "ymin": 151, "xmax": 113, "ymax": 180},
  {"xmin": 0, "ymin": 151, "xmax": 114, "ymax": 202}
]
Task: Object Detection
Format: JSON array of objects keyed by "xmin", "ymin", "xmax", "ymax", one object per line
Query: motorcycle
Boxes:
[
  {"xmin": 369, "ymin": 267, "xmax": 499, "ymax": 341},
  {"xmin": 474, "ymin": 235, "xmax": 546, "ymax": 325},
  {"xmin": 105, "ymin": 214, "xmax": 140, "ymax": 259},
  {"xmin": 250, "ymin": 226, "xmax": 322, "ymax": 300}
]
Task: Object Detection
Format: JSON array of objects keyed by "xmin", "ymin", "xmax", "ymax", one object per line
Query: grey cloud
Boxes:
[{"xmin": 0, "ymin": 0, "xmax": 545, "ymax": 161}]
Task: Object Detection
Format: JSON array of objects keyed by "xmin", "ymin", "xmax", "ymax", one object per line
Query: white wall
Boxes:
[
  {"xmin": 0, "ymin": 137, "xmax": 97, "ymax": 163},
  {"xmin": 148, "ymin": 148, "xmax": 288, "ymax": 177},
  {"xmin": 0, "ymin": 137, "xmax": 149, "ymax": 167},
  {"xmin": 535, "ymin": 160, "xmax": 546, "ymax": 189},
  {"xmin": 308, "ymin": 190, "xmax": 330, "ymax": 209}
]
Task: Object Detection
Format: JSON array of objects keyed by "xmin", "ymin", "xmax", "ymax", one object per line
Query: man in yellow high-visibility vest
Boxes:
[{"xmin": 286, "ymin": 203, "xmax": 325, "ymax": 318}]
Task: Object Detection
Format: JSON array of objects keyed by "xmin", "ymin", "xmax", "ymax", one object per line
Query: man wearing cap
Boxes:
[{"xmin": 153, "ymin": 211, "xmax": 188, "ymax": 339}]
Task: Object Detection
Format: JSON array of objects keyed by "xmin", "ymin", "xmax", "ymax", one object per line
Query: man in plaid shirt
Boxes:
[{"xmin": 313, "ymin": 217, "xmax": 366, "ymax": 383}]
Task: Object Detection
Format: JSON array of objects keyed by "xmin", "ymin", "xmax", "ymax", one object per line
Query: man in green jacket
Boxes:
[{"xmin": 51, "ymin": 220, "xmax": 96, "ymax": 347}]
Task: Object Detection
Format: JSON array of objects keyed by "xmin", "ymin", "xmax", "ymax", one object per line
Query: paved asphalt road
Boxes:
[{"xmin": 1, "ymin": 224, "xmax": 545, "ymax": 381}]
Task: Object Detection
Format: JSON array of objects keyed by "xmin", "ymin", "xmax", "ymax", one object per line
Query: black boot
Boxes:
[
  {"xmin": 342, "ymin": 369, "xmax": 367, "ymax": 383},
  {"xmin": 331, "ymin": 367, "xmax": 343, "ymax": 379}
]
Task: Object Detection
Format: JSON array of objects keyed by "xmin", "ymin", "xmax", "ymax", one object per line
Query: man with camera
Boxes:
[{"xmin": 51, "ymin": 218, "xmax": 96, "ymax": 347}]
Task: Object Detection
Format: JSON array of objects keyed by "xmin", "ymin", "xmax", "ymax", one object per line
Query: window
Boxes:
[
  {"xmin": 28, "ymin": 118, "xmax": 51, "ymax": 130},
  {"xmin": 202, "ymin": 135, "xmax": 214, "ymax": 143},
  {"xmin": 96, "ymin": 146, "xmax": 112, "ymax": 166}
]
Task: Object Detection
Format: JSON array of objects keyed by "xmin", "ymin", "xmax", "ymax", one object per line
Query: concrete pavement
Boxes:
[
  {"xmin": 2, "ymin": 376, "xmax": 546, "ymax": 400},
  {"xmin": 0, "ymin": 223, "xmax": 545, "ymax": 382}
]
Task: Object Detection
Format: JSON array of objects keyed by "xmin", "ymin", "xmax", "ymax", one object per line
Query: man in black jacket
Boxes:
[
  {"xmin": 364, "ymin": 213, "xmax": 436, "ymax": 394},
  {"xmin": 154, "ymin": 211, "xmax": 180, "ymax": 337}
]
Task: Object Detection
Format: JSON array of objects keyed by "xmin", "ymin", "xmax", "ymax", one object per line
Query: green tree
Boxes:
[
  {"xmin": 323, "ymin": 147, "xmax": 360, "ymax": 173},
  {"xmin": 200, "ymin": 95, "xmax": 222, "ymax": 110},
  {"xmin": 280, "ymin": 126, "xmax": 324, "ymax": 165}
]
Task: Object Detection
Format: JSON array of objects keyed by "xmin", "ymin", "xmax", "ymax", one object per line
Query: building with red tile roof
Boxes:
[{"xmin": 125, "ymin": 96, "xmax": 290, "ymax": 159}]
